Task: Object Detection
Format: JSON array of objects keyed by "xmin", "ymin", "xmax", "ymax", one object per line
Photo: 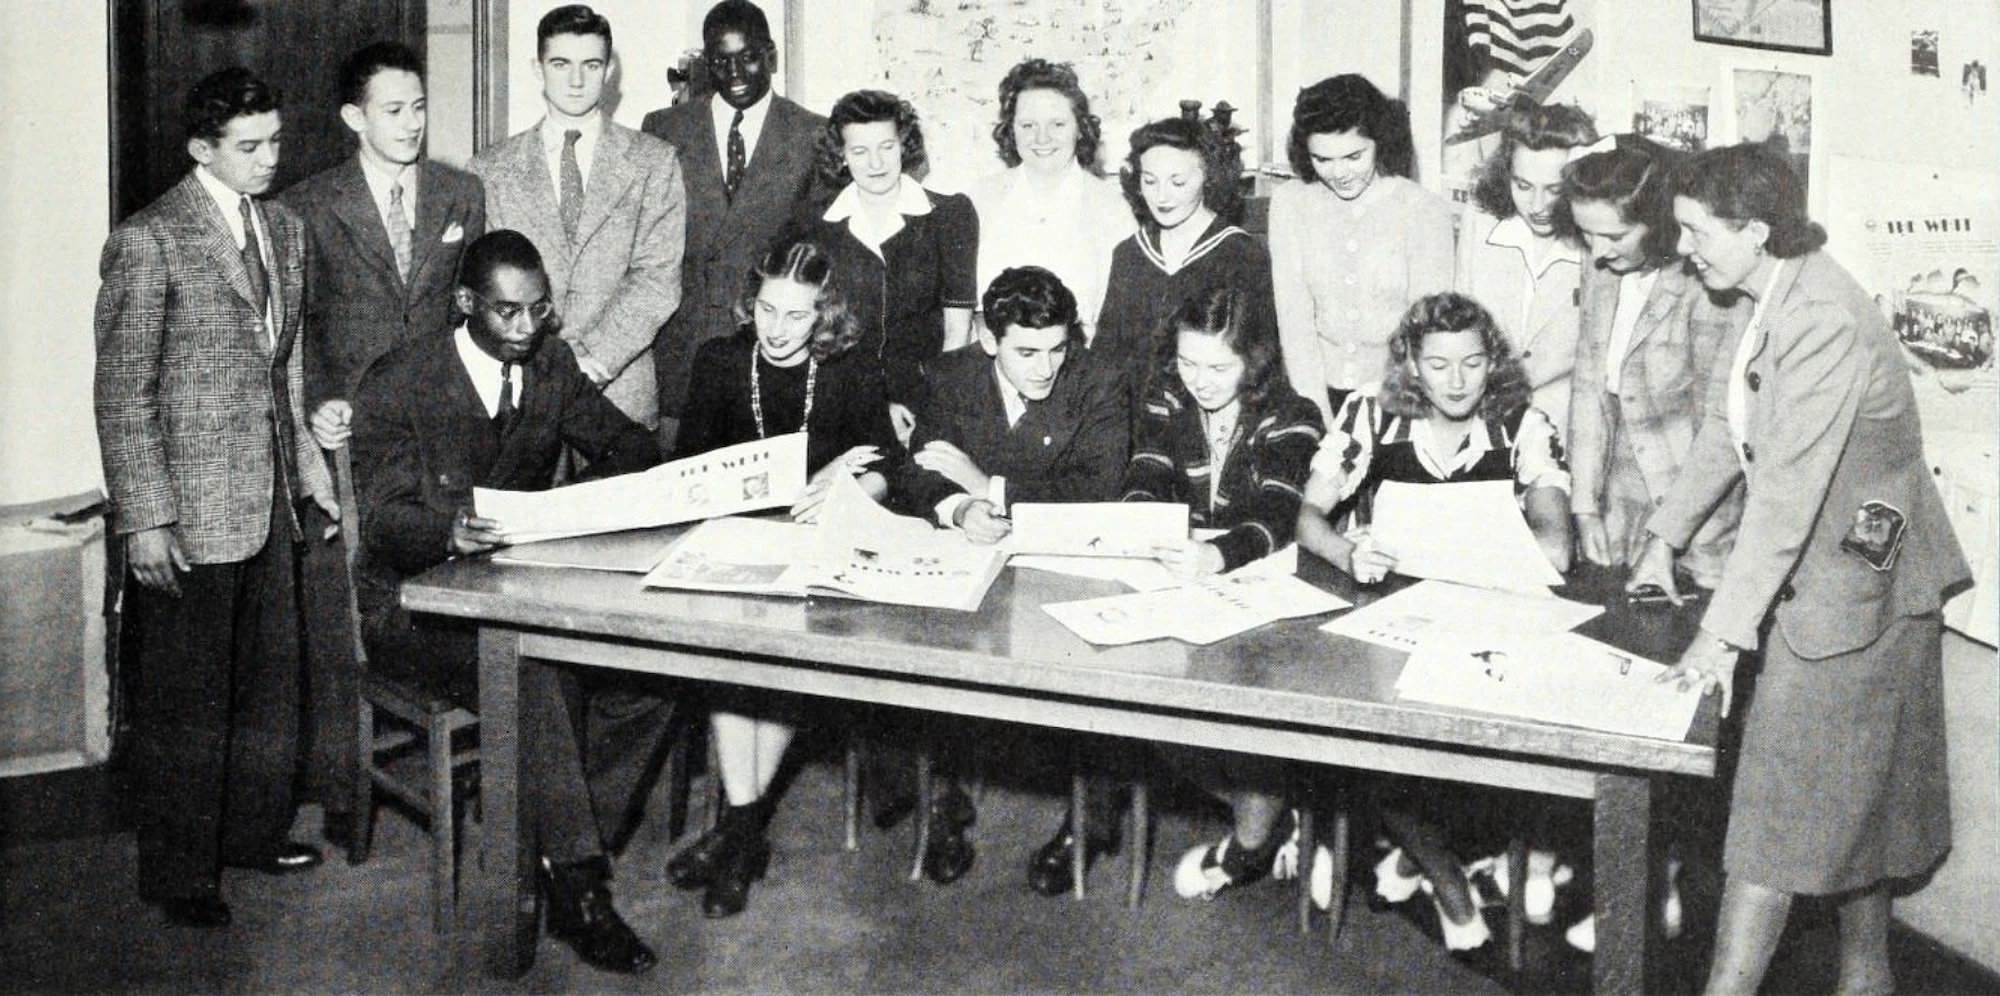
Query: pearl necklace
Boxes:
[{"xmin": 750, "ymin": 350, "xmax": 816, "ymax": 439}]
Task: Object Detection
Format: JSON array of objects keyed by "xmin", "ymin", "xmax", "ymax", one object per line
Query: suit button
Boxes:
[
  {"xmin": 1746, "ymin": 371, "xmax": 1761, "ymax": 391},
  {"xmin": 1777, "ymin": 583, "xmax": 1795, "ymax": 602},
  {"xmin": 1743, "ymin": 443, "xmax": 1755, "ymax": 462}
]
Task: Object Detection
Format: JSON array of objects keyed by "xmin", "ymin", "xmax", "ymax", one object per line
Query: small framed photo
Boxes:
[{"xmin": 1692, "ymin": 0, "xmax": 1832, "ymax": 56}]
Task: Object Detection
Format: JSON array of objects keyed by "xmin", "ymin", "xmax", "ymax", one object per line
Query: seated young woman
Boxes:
[
  {"xmin": 665, "ymin": 237, "xmax": 900, "ymax": 918},
  {"xmin": 1296, "ymin": 292, "xmax": 1571, "ymax": 950}
]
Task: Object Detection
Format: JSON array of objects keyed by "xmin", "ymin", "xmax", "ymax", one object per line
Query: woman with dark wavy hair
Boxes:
[
  {"xmin": 666, "ymin": 237, "xmax": 901, "ymax": 918},
  {"xmin": 1095, "ymin": 117, "xmax": 1274, "ymax": 411},
  {"xmin": 1297, "ymin": 292, "xmax": 1571, "ymax": 952},
  {"xmin": 969, "ymin": 59, "xmax": 1131, "ymax": 341},
  {"xmin": 1456, "ymin": 99, "xmax": 1599, "ymax": 440},
  {"xmin": 1271, "ymin": 74, "xmax": 1455, "ymax": 427},
  {"xmin": 801, "ymin": 88, "xmax": 978, "ymax": 440}
]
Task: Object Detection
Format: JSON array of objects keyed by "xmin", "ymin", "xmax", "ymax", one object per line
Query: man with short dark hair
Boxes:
[
  {"xmin": 95, "ymin": 67, "xmax": 334, "ymax": 929},
  {"xmin": 470, "ymin": 4, "xmax": 686, "ymax": 431},
  {"xmin": 643, "ymin": 0, "xmax": 827, "ymax": 449},
  {"xmin": 350, "ymin": 229, "xmax": 671, "ymax": 975},
  {"xmin": 282, "ymin": 41, "xmax": 486, "ymax": 844}
]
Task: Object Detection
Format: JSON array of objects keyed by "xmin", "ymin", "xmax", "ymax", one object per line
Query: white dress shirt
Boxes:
[
  {"xmin": 709, "ymin": 90, "xmax": 771, "ymax": 174},
  {"xmin": 1601, "ymin": 268, "xmax": 1660, "ymax": 395},
  {"xmin": 358, "ymin": 154, "xmax": 418, "ymax": 231},
  {"xmin": 540, "ymin": 111, "xmax": 604, "ymax": 197},
  {"xmin": 454, "ymin": 325, "xmax": 523, "ymax": 418},
  {"xmin": 193, "ymin": 164, "xmax": 276, "ymax": 343},
  {"xmin": 822, "ymin": 175, "xmax": 932, "ymax": 259}
]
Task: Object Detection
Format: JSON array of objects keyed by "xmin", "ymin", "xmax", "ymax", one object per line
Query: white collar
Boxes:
[
  {"xmin": 193, "ymin": 165, "xmax": 257, "ymax": 235},
  {"xmin": 822, "ymin": 175, "xmax": 933, "ymax": 223},
  {"xmin": 992, "ymin": 360, "xmax": 1031, "ymax": 427},
  {"xmin": 1485, "ymin": 214, "xmax": 1582, "ymax": 276},
  {"xmin": 453, "ymin": 324, "xmax": 514, "ymax": 416},
  {"xmin": 539, "ymin": 111, "xmax": 603, "ymax": 153},
  {"xmin": 710, "ymin": 90, "xmax": 772, "ymax": 134}
]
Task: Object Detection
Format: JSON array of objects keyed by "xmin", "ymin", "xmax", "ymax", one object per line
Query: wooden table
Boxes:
[{"xmin": 402, "ymin": 531, "xmax": 1715, "ymax": 994}]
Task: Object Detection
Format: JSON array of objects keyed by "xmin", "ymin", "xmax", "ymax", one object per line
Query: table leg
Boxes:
[
  {"xmin": 474, "ymin": 626, "xmax": 534, "ymax": 979},
  {"xmin": 1592, "ymin": 772, "xmax": 1655, "ymax": 996}
]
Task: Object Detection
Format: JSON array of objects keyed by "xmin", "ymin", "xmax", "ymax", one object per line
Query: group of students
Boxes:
[{"xmin": 93, "ymin": 1, "xmax": 1969, "ymax": 992}]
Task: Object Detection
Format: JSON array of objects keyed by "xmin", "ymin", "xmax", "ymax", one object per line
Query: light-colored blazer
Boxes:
[
  {"xmin": 1649, "ymin": 250, "xmax": 1970, "ymax": 657},
  {"xmin": 1456, "ymin": 208, "xmax": 1584, "ymax": 439},
  {"xmin": 469, "ymin": 119, "xmax": 686, "ymax": 427},
  {"xmin": 94, "ymin": 171, "xmax": 331, "ymax": 564}
]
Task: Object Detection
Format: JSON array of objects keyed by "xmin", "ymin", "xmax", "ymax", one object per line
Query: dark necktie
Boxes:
[
  {"xmin": 559, "ymin": 129, "xmax": 584, "ymax": 242},
  {"xmin": 239, "ymin": 196, "xmax": 270, "ymax": 320},
  {"xmin": 494, "ymin": 362, "xmax": 518, "ymax": 430},
  {"xmin": 386, "ymin": 180, "xmax": 412, "ymax": 280},
  {"xmin": 725, "ymin": 110, "xmax": 746, "ymax": 202}
]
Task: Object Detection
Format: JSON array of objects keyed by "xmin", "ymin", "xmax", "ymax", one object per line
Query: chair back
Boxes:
[{"xmin": 330, "ymin": 446, "xmax": 369, "ymax": 663}]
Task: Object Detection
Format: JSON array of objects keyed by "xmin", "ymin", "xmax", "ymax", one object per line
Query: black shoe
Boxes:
[
  {"xmin": 701, "ymin": 834, "xmax": 770, "ymax": 919},
  {"xmin": 231, "ymin": 841, "xmax": 325, "ymax": 876},
  {"xmin": 150, "ymin": 895, "xmax": 232, "ymax": 928},
  {"xmin": 871, "ymin": 795, "xmax": 917, "ymax": 832},
  {"xmin": 921, "ymin": 791, "xmax": 977, "ymax": 885},
  {"xmin": 666, "ymin": 825, "xmax": 732, "ymax": 891},
  {"xmin": 541, "ymin": 857, "xmax": 658, "ymax": 975},
  {"xmin": 1026, "ymin": 821, "xmax": 1118, "ymax": 897}
]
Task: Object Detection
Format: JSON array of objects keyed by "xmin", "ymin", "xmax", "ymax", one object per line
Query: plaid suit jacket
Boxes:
[{"xmin": 94, "ymin": 171, "xmax": 331, "ymax": 564}]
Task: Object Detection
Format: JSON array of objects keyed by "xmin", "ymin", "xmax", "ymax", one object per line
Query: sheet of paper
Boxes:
[
  {"xmin": 814, "ymin": 468, "xmax": 944, "ymax": 552},
  {"xmin": 1370, "ymin": 479, "xmax": 1564, "ymax": 593},
  {"xmin": 1394, "ymin": 631, "xmax": 1703, "ymax": 741},
  {"xmin": 492, "ymin": 530, "xmax": 674, "ymax": 573},
  {"xmin": 640, "ymin": 517, "xmax": 817, "ymax": 595},
  {"xmin": 1319, "ymin": 579, "xmax": 1604, "ymax": 653},
  {"xmin": 783, "ymin": 542, "xmax": 1008, "ymax": 612},
  {"xmin": 1041, "ymin": 572, "xmax": 1349, "ymax": 645},
  {"xmin": 477, "ymin": 432, "xmax": 808, "ymax": 543},
  {"xmin": 1011, "ymin": 532, "xmax": 1298, "ymax": 592},
  {"xmin": 1006, "ymin": 502, "xmax": 1188, "ymax": 558}
]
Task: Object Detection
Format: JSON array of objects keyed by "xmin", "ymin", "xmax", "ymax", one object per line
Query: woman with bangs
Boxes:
[{"xmin": 666, "ymin": 237, "xmax": 900, "ymax": 918}]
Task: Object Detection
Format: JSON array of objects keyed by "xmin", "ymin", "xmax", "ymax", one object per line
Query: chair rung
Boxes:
[
  {"xmin": 371, "ymin": 730, "xmax": 419, "ymax": 753},
  {"xmin": 450, "ymin": 748, "xmax": 480, "ymax": 767},
  {"xmin": 372, "ymin": 776, "xmax": 433, "ymax": 814}
]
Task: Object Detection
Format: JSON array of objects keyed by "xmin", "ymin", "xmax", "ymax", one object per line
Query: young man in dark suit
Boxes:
[
  {"xmin": 283, "ymin": 41, "xmax": 486, "ymax": 846},
  {"xmin": 94, "ymin": 67, "xmax": 334, "ymax": 929},
  {"xmin": 886, "ymin": 266, "xmax": 1130, "ymax": 883},
  {"xmin": 641, "ymin": 0, "xmax": 827, "ymax": 448},
  {"xmin": 349, "ymin": 230, "xmax": 673, "ymax": 975}
]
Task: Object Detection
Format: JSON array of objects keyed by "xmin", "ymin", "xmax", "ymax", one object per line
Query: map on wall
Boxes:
[{"xmin": 872, "ymin": 0, "xmax": 1200, "ymax": 188}]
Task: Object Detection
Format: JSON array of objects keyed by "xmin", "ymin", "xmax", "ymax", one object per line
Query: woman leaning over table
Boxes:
[
  {"xmin": 1629, "ymin": 143, "xmax": 1968, "ymax": 996},
  {"xmin": 801, "ymin": 89, "xmax": 978, "ymax": 443},
  {"xmin": 1270, "ymin": 74, "xmax": 1455, "ymax": 428},
  {"xmin": 968, "ymin": 58, "xmax": 1132, "ymax": 344},
  {"xmin": 1124, "ymin": 284, "xmax": 1327, "ymax": 901},
  {"xmin": 1296, "ymin": 292, "xmax": 1571, "ymax": 951},
  {"xmin": 1455, "ymin": 99, "xmax": 1597, "ymax": 442},
  {"xmin": 666, "ymin": 237, "xmax": 901, "ymax": 918}
]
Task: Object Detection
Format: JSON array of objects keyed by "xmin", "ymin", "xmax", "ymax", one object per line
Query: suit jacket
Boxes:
[
  {"xmin": 642, "ymin": 95, "xmax": 829, "ymax": 417},
  {"xmin": 94, "ymin": 171, "xmax": 331, "ymax": 564},
  {"xmin": 348, "ymin": 329, "xmax": 659, "ymax": 632},
  {"xmin": 469, "ymin": 120, "xmax": 686, "ymax": 427},
  {"xmin": 1456, "ymin": 208, "xmax": 1585, "ymax": 436},
  {"xmin": 896, "ymin": 344, "xmax": 1129, "ymax": 515},
  {"xmin": 283, "ymin": 157, "xmax": 485, "ymax": 409},
  {"xmin": 1649, "ymin": 251, "xmax": 1970, "ymax": 657}
]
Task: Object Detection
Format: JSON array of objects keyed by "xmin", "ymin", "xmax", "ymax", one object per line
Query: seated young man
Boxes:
[
  {"xmin": 883, "ymin": 265, "xmax": 1130, "ymax": 884},
  {"xmin": 349, "ymin": 230, "xmax": 674, "ymax": 976}
]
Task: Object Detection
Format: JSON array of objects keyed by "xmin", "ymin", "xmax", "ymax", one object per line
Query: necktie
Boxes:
[
  {"xmin": 725, "ymin": 110, "xmax": 746, "ymax": 202},
  {"xmin": 559, "ymin": 129, "xmax": 584, "ymax": 242},
  {"xmin": 386, "ymin": 180, "xmax": 412, "ymax": 280},
  {"xmin": 239, "ymin": 196, "xmax": 270, "ymax": 320},
  {"xmin": 495, "ymin": 362, "xmax": 518, "ymax": 430}
]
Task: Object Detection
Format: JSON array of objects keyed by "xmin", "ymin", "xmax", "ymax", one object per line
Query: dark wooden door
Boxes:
[{"xmin": 112, "ymin": 0, "xmax": 425, "ymax": 221}]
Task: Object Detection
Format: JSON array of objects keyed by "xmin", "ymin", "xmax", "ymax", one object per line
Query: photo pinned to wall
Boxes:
[
  {"xmin": 1913, "ymin": 29, "xmax": 1942, "ymax": 77},
  {"xmin": 1691, "ymin": 0, "xmax": 1831, "ymax": 56},
  {"xmin": 1719, "ymin": 61, "xmax": 1818, "ymax": 212},
  {"xmin": 1438, "ymin": 0, "xmax": 1593, "ymax": 208},
  {"xmin": 1630, "ymin": 81, "xmax": 1709, "ymax": 151},
  {"xmin": 1964, "ymin": 60, "xmax": 1988, "ymax": 103}
]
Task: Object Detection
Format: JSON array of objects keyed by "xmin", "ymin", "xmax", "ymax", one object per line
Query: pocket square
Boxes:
[{"xmin": 442, "ymin": 222, "xmax": 464, "ymax": 244}]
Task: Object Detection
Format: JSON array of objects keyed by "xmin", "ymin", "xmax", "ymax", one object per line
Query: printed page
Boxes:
[
  {"xmin": 1319, "ymin": 579, "xmax": 1603, "ymax": 653},
  {"xmin": 1370, "ymin": 479, "xmax": 1565, "ymax": 592},
  {"xmin": 1006, "ymin": 502, "xmax": 1189, "ymax": 558},
  {"xmin": 1042, "ymin": 572, "xmax": 1348, "ymax": 646},
  {"xmin": 1012, "ymin": 531, "xmax": 1298, "ymax": 592},
  {"xmin": 640, "ymin": 517, "xmax": 817, "ymax": 595},
  {"xmin": 1394, "ymin": 631, "xmax": 1703, "ymax": 741},
  {"xmin": 477, "ymin": 432, "xmax": 808, "ymax": 543},
  {"xmin": 491, "ymin": 530, "xmax": 675, "ymax": 573}
]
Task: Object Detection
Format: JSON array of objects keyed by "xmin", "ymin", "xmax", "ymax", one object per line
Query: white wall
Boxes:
[
  {"xmin": 428, "ymin": 0, "xmax": 479, "ymax": 166},
  {"xmin": 0, "ymin": 1, "xmax": 109, "ymax": 509}
]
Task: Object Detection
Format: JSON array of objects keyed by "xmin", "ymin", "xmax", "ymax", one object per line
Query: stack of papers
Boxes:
[
  {"xmin": 1370, "ymin": 480, "xmax": 1564, "ymax": 592},
  {"xmin": 476, "ymin": 433, "xmax": 808, "ymax": 543},
  {"xmin": 1394, "ymin": 631, "xmax": 1703, "ymax": 741},
  {"xmin": 1006, "ymin": 502, "xmax": 1187, "ymax": 558},
  {"xmin": 1319, "ymin": 580, "xmax": 1602, "ymax": 652},
  {"xmin": 1041, "ymin": 572, "xmax": 1349, "ymax": 645},
  {"xmin": 1012, "ymin": 528, "xmax": 1297, "ymax": 593},
  {"xmin": 491, "ymin": 531, "xmax": 675, "ymax": 572}
]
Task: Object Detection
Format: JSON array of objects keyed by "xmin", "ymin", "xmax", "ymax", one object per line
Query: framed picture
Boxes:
[
  {"xmin": 1692, "ymin": 0, "xmax": 1832, "ymax": 56},
  {"xmin": 1718, "ymin": 59, "xmax": 1824, "ymax": 215}
]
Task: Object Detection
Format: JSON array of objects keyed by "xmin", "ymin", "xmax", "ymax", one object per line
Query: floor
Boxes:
[{"xmin": 3, "ymin": 726, "xmax": 1997, "ymax": 995}]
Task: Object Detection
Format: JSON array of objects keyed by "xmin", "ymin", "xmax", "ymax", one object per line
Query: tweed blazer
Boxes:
[
  {"xmin": 469, "ymin": 119, "xmax": 686, "ymax": 427},
  {"xmin": 1648, "ymin": 251, "xmax": 1970, "ymax": 657},
  {"xmin": 283, "ymin": 156, "xmax": 485, "ymax": 409},
  {"xmin": 642, "ymin": 95, "xmax": 828, "ymax": 418},
  {"xmin": 94, "ymin": 171, "xmax": 330, "ymax": 564}
]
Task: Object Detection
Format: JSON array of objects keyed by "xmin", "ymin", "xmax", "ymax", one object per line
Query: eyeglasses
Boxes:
[{"xmin": 472, "ymin": 293, "xmax": 555, "ymax": 323}]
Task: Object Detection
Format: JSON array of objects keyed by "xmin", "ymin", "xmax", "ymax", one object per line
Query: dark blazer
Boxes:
[
  {"xmin": 896, "ymin": 343, "xmax": 1129, "ymax": 515},
  {"xmin": 642, "ymin": 95, "xmax": 829, "ymax": 418},
  {"xmin": 94, "ymin": 171, "xmax": 330, "ymax": 563},
  {"xmin": 349, "ymin": 328, "xmax": 659, "ymax": 632},
  {"xmin": 1649, "ymin": 251, "xmax": 1970, "ymax": 657},
  {"xmin": 283, "ymin": 157, "xmax": 485, "ymax": 409}
]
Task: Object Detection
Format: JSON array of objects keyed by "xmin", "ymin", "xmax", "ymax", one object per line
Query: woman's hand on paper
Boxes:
[
  {"xmin": 1347, "ymin": 529, "xmax": 1396, "ymax": 584},
  {"xmin": 1657, "ymin": 628, "xmax": 1739, "ymax": 717},
  {"xmin": 1152, "ymin": 538, "xmax": 1225, "ymax": 579},
  {"xmin": 790, "ymin": 446, "xmax": 883, "ymax": 524},
  {"xmin": 450, "ymin": 508, "xmax": 506, "ymax": 556},
  {"xmin": 956, "ymin": 500, "xmax": 1012, "ymax": 544}
]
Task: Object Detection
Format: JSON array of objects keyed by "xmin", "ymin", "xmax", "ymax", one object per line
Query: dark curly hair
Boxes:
[
  {"xmin": 818, "ymin": 89, "xmax": 928, "ymax": 188},
  {"xmin": 337, "ymin": 42, "xmax": 423, "ymax": 109},
  {"xmin": 989, "ymin": 59, "xmax": 1105, "ymax": 176},
  {"xmin": 1379, "ymin": 293, "xmax": 1532, "ymax": 423},
  {"xmin": 1561, "ymin": 134, "xmax": 1685, "ymax": 268},
  {"xmin": 1153, "ymin": 283, "xmax": 1283, "ymax": 416},
  {"xmin": 1119, "ymin": 117, "xmax": 1244, "ymax": 228},
  {"xmin": 185, "ymin": 67, "xmax": 281, "ymax": 143},
  {"xmin": 1286, "ymin": 74, "xmax": 1416, "ymax": 183},
  {"xmin": 734, "ymin": 237, "xmax": 862, "ymax": 362},
  {"xmin": 982, "ymin": 266, "xmax": 1084, "ymax": 347},
  {"xmin": 1673, "ymin": 143, "xmax": 1826, "ymax": 259},
  {"xmin": 1469, "ymin": 99, "xmax": 1597, "ymax": 231}
]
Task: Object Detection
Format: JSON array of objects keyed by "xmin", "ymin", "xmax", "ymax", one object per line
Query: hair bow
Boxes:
[{"xmin": 1566, "ymin": 134, "xmax": 1620, "ymax": 164}]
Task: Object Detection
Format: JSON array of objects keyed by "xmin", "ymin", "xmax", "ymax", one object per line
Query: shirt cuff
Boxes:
[
  {"xmin": 988, "ymin": 475, "xmax": 1007, "ymax": 513},
  {"xmin": 936, "ymin": 494, "xmax": 971, "ymax": 529}
]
